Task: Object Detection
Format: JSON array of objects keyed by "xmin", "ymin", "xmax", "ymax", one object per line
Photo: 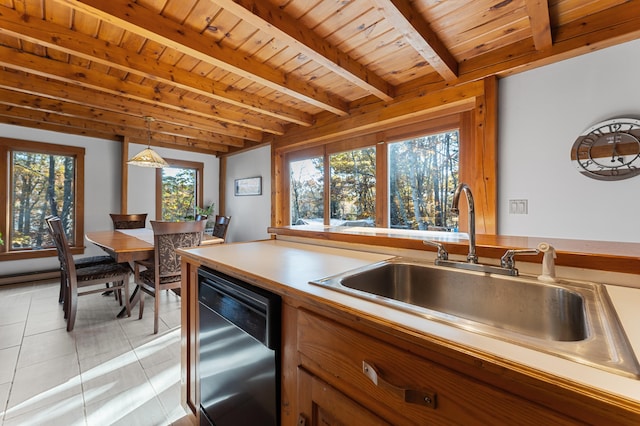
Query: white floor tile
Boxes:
[
  {"xmin": 16, "ymin": 328, "xmax": 76, "ymax": 369},
  {"xmin": 0, "ymin": 280, "xmax": 188, "ymax": 426},
  {"xmin": 0, "ymin": 323, "xmax": 24, "ymax": 351},
  {"xmin": 6, "ymin": 352, "xmax": 82, "ymax": 420},
  {"xmin": 0, "ymin": 346, "xmax": 19, "ymax": 385}
]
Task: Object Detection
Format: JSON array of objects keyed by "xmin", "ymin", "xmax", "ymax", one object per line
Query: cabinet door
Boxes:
[
  {"xmin": 298, "ymin": 368, "xmax": 390, "ymax": 426},
  {"xmin": 297, "ymin": 309, "xmax": 576, "ymax": 425}
]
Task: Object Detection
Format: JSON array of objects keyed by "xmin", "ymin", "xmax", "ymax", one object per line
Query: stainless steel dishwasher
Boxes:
[{"xmin": 197, "ymin": 267, "xmax": 281, "ymax": 426}]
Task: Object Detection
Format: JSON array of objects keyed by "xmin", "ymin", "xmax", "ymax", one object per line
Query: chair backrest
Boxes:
[
  {"xmin": 150, "ymin": 220, "xmax": 206, "ymax": 277},
  {"xmin": 110, "ymin": 213, "xmax": 148, "ymax": 229},
  {"xmin": 212, "ymin": 215, "xmax": 231, "ymax": 240},
  {"xmin": 47, "ymin": 216, "xmax": 77, "ymax": 278}
]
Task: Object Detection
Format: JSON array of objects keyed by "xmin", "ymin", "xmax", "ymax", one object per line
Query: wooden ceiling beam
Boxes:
[
  {"xmin": 0, "ymin": 5, "xmax": 313, "ymax": 127},
  {"xmin": 0, "ymin": 69, "xmax": 265, "ymax": 142},
  {"xmin": 0, "ymin": 44, "xmax": 281, "ymax": 136},
  {"xmin": 215, "ymin": 0, "xmax": 394, "ymax": 102},
  {"xmin": 54, "ymin": 0, "xmax": 350, "ymax": 116},
  {"xmin": 0, "ymin": 88, "xmax": 245, "ymax": 147},
  {"xmin": 0, "ymin": 105, "xmax": 230, "ymax": 153},
  {"xmin": 370, "ymin": 0, "xmax": 458, "ymax": 81},
  {"xmin": 525, "ymin": 0, "xmax": 553, "ymax": 51},
  {"xmin": 273, "ymin": 81, "xmax": 482, "ymax": 151},
  {"xmin": 459, "ymin": 0, "xmax": 640, "ymax": 81}
]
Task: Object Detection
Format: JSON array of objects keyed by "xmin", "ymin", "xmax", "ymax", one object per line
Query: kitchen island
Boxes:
[{"xmin": 179, "ymin": 234, "xmax": 640, "ymax": 425}]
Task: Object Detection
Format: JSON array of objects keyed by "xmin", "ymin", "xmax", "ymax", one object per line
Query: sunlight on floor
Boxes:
[{"xmin": 0, "ymin": 281, "xmax": 194, "ymax": 426}]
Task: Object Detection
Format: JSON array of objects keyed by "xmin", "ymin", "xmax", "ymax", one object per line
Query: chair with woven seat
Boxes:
[
  {"xmin": 45, "ymin": 216, "xmax": 117, "ymax": 304},
  {"xmin": 48, "ymin": 216, "xmax": 131, "ymax": 331},
  {"xmin": 134, "ymin": 220, "xmax": 206, "ymax": 334},
  {"xmin": 110, "ymin": 213, "xmax": 148, "ymax": 229},
  {"xmin": 211, "ymin": 215, "xmax": 231, "ymax": 241}
]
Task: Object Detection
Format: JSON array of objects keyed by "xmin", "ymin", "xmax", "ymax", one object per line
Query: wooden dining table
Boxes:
[{"xmin": 85, "ymin": 228, "xmax": 223, "ymax": 317}]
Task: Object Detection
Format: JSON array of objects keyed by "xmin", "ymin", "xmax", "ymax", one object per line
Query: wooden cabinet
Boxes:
[
  {"xmin": 297, "ymin": 368, "xmax": 391, "ymax": 426},
  {"xmin": 181, "ymin": 256, "xmax": 640, "ymax": 426},
  {"xmin": 293, "ymin": 308, "xmax": 577, "ymax": 425}
]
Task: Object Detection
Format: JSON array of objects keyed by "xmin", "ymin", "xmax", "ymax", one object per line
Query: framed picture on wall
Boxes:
[{"xmin": 235, "ymin": 176, "xmax": 262, "ymax": 196}]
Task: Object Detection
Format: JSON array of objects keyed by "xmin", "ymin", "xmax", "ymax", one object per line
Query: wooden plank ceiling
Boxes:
[{"xmin": 0, "ymin": 0, "xmax": 638, "ymax": 156}]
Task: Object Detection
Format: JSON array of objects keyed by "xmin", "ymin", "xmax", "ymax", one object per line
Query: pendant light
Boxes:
[{"xmin": 127, "ymin": 116, "xmax": 168, "ymax": 168}]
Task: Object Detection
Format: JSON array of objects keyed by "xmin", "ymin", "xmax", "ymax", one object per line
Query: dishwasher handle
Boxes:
[{"xmin": 198, "ymin": 267, "xmax": 280, "ymax": 350}]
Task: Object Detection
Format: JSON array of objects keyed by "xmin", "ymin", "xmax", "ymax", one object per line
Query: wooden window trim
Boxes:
[
  {"xmin": 155, "ymin": 158, "xmax": 204, "ymax": 220},
  {"xmin": 273, "ymin": 77, "xmax": 497, "ymax": 235},
  {"xmin": 0, "ymin": 137, "xmax": 85, "ymax": 261}
]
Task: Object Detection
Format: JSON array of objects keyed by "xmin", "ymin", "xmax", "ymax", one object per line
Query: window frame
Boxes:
[
  {"xmin": 155, "ymin": 158, "xmax": 204, "ymax": 220},
  {"xmin": 0, "ymin": 137, "xmax": 85, "ymax": 261},
  {"xmin": 284, "ymin": 114, "xmax": 463, "ymax": 229}
]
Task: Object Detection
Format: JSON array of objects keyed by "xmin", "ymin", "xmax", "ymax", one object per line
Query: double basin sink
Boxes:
[{"xmin": 311, "ymin": 258, "xmax": 640, "ymax": 378}]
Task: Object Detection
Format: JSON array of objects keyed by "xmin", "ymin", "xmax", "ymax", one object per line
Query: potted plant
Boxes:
[{"xmin": 196, "ymin": 202, "xmax": 215, "ymax": 235}]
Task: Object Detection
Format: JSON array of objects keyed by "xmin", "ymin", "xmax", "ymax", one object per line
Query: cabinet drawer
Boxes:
[{"xmin": 297, "ymin": 309, "xmax": 575, "ymax": 425}]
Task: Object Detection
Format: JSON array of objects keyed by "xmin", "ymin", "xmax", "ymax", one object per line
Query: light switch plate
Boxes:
[{"xmin": 509, "ymin": 199, "xmax": 528, "ymax": 215}]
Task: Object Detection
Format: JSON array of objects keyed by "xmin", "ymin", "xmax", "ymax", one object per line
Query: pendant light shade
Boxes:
[{"xmin": 127, "ymin": 117, "xmax": 168, "ymax": 168}]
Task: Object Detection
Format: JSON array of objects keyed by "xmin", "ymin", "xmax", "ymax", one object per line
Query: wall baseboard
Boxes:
[{"xmin": 0, "ymin": 269, "xmax": 59, "ymax": 286}]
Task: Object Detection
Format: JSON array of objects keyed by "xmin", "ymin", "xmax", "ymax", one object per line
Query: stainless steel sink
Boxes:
[{"xmin": 311, "ymin": 258, "xmax": 640, "ymax": 378}]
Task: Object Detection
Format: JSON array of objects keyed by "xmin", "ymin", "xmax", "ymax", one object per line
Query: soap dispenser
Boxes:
[{"xmin": 537, "ymin": 242, "xmax": 557, "ymax": 283}]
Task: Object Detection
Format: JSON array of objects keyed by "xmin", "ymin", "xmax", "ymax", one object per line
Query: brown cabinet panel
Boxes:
[
  {"xmin": 297, "ymin": 309, "xmax": 576, "ymax": 425},
  {"xmin": 298, "ymin": 368, "xmax": 391, "ymax": 426}
]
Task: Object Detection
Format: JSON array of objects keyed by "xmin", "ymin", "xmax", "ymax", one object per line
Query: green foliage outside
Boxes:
[
  {"xmin": 11, "ymin": 151, "xmax": 75, "ymax": 249},
  {"xmin": 161, "ymin": 167, "xmax": 197, "ymax": 221},
  {"xmin": 390, "ymin": 131, "xmax": 459, "ymax": 230},
  {"xmin": 290, "ymin": 157, "xmax": 324, "ymax": 225},
  {"xmin": 290, "ymin": 130, "xmax": 459, "ymax": 230},
  {"xmin": 330, "ymin": 147, "xmax": 376, "ymax": 223}
]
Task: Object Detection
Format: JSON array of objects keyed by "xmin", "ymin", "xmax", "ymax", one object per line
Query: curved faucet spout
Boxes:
[{"xmin": 452, "ymin": 183, "xmax": 477, "ymax": 263}]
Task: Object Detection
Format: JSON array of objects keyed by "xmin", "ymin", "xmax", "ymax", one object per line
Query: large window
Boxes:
[
  {"xmin": 330, "ymin": 147, "xmax": 376, "ymax": 226},
  {"xmin": 389, "ymin": 131, "xmax": 459, "ymax": 230},
  {"xmin": 0, "ymin": 138, "xmax": 85, "ymax": 260},
  {"xmin": 290, "ymin": 156, "xmax": 324, "ymax": 225},
  {"xmin": 156, "ymin": 159, "xmax": 204, "ymax": 221},
  {"xmin": 288, "ymin": 128, "xmax": 459, "ymax": 229}
]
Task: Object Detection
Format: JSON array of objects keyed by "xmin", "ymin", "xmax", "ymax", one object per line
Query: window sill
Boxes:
[{"xmin": 0, "ymin": 246, "xmax": 84, "ymax": 261}]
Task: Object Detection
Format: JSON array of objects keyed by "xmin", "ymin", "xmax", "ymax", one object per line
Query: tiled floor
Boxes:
[{"xmin": 0, "ymin": 280, "xmax": 194, "ymax": 426}]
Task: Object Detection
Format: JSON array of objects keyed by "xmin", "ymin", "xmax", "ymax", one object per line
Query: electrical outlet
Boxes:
[{"xmin": 509, "ymin": 199, "xmax": 528, "ymax": 215}]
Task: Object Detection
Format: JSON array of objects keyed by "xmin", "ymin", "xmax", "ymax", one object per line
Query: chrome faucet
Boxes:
[
  {"xmin": 424, "ymin": 183, "xmax": 539, "ymax": 277},
  {"xmin": 451, "ymin": 183, "xmax": 477, "ymax": 264}
]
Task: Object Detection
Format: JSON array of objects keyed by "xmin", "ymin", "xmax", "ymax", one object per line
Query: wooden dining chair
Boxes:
[
  {"xmin": 110, "ymin": 213, "xmax": 148, "ymax": 229},
  {"xmin": 48, "ymin": 216, "xmax": 131, "ymax": 331},
  {"xmin": 134, "ymin": 220, "xmax": 206, "ymax": 334},
  {"xmin": 212, "ymin": 215, "xmax": 231, "ymax": 241},
  {"xmin": 45, "ymin": 216, "xmax": 118, "ymax": 305}
]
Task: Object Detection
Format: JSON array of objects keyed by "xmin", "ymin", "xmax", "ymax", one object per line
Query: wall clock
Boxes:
[{"xmin": 570, "ymin": 118, "xmax": 640, "ymax": 180}]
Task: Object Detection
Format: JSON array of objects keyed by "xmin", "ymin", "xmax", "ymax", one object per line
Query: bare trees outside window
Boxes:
[
  {"xmin": 1, "ymin": 138, "xmax": 85, "ymax": 258},
  {"xmin": 288, "ymin": 129, "xmax": 459, "ymax": 229},
  {"xmin": 389, "ymin": 131, "xmax": 459, "ymax": 230}
]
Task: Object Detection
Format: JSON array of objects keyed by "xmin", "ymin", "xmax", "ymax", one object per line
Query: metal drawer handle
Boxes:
[{"xmin": 362, "ymin": 360, "xmax": 437, "ymax": 409}]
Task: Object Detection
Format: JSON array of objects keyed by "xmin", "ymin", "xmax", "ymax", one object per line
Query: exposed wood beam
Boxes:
[
  {"xmin": 0, "ymin": 88, "xmax": 245, "ymax": 147},
  {"xmin": 370, "ymin": 0, "xmax": 458, "ymax": 81},
  {"xmin": 459, "ymin": 0, "xmax": 640, "ymax": 81},
  {"xmin": 54, "ymin": 0, "xmax": 350, "ymax": 116},
  {"xmin": 0, "ymin": 104, "xmax": 230, "ymax": 153},
  {"xmin": 0, "ymin": 114, "xmax": 118, "ymax": 141},
  {"xmin": 273, "ymin": 81, "xmax": 482, "ymax": 150},
  {"xmin": 0, "ymin": 44, "xmax": 282, "ymax": 136},
  {"xmin": 215, "ymin": 0, "xmax": 394, "ymax": 102},
  {"xmin": 0, "ymin": 5, "xmax": 313, "ymax": 127},
  {"xmin": 525, "ymin": 0, "xmax": 552, "ymax": 51},
  {"xmin": 0, "ymin": 69, "xmax": 264, "ymax": 143}
]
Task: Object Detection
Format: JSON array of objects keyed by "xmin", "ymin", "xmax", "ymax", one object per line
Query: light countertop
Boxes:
[{"xmin": 180, "ymin": 239, "xmax": 640, "ymax": 404}]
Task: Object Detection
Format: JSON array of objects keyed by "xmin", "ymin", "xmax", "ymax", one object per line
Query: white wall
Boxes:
[
  {"xmin": 224, "ymin": 145, "xmax": 271, "ymax": 243},
  {"xmin": 499, "ymin": 38, "xmax": 640, "ymax": 242},
  {"xmin": 1, "ymin": 128, "xmax": 219, "ymax": 275}
]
